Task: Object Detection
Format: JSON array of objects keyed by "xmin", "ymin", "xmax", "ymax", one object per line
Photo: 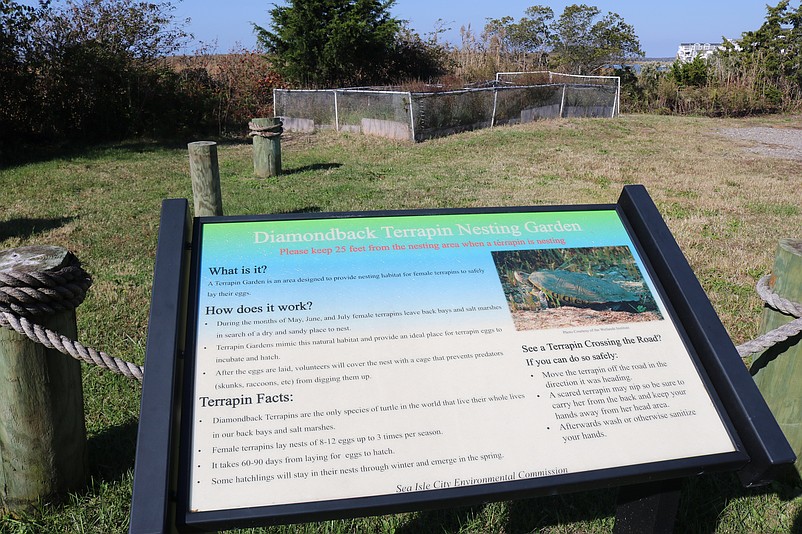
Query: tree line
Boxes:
[
  {"xmin": 1, "ymin": 0, "xmax": 281, "ymax": 162},
  {"xmin": 255, "ymin": 1, "xmax": 643, "ymax": 86},
  {"xmin": 2, "ymin": 0, "xmax": 801, "ymax": 162},
  {"xmin": 3, "ymin": 1, "xmax": 190, "ymax": 148},
  {"xmin": 621, "ymin": 0, "xmax": 802, "ymax": 115}
]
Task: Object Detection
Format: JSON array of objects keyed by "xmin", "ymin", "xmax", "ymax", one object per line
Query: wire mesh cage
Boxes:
[
  {"xmin": 412, "ymin": 89, "xmax": 496, "ymax": 141},
  {"xmin": 274, "ymin": 72, "xmax": 620, "ymax": 142},
  {"xmin": 274, "ymin": 90, "xmax": 337, "ymax": 131},
  {"xmin": 494, "ymin": 85, "xmax": 565, "ymax": 125},
  {"xmin": 563, "ymin": 84, "xmax": 619, "ymax": 118},
  {"xmin": 336, "ymin": 90, "xmax": 412, "ymax": 139}
]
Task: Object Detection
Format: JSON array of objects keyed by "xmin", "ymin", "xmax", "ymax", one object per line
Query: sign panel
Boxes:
[{"xmin": 180, "ymin": 207, "xmax": 739, "ymax": 518}]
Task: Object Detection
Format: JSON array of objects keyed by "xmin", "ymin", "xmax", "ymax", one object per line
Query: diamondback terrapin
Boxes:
[{"xmin": 513, "ymin": 269, "xmax": 640, "ymax": 309}]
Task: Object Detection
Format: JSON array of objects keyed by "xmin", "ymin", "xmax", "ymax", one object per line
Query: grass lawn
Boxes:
[{"xmin": 1, "ymin": 113, "xmax": 802, "ymax": 533}]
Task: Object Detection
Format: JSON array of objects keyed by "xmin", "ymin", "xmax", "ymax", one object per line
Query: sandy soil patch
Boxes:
[
  {"xmin": 718, "ymin": 126, "xmax": 802, "ymax": 160},
  {"xmin": 512, "ymin": 307, "xmax": 662, "ymax": 331}
]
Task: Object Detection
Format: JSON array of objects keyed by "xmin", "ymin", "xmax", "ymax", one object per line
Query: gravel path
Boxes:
[{"xmin": 719, "ymin": 126, "xmax": 802, "ymax": 160}]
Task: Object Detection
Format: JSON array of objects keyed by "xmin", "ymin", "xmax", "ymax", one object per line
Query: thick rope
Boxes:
[
  {"xmin": 736, "ymin": 274, "xmax": 802, "ymax": 357},
  {"xmin": 0, "ymin": 313, "xmax": 144, "ymax": 381},
  {"xmin": 0, "ymin": 265, "xmax": 91, "ymax": 316},
  {"xmin": 248, "ymin": 120, "xmax": 283, "ymax": 138},
  {"xmin": 0, "ymin": 256, "xmax": 144, "ymax": 382}
]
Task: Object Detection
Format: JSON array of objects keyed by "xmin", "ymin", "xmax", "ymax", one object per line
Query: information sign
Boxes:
[{"xmin": 177, "ymin": 205, "xmax": 745, "ymax": 526}]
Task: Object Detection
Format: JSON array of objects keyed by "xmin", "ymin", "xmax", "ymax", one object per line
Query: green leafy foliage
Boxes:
[
  {"xmin": 716, "ymin": 0, "xmax": 802, "ymax": 104},
  {"xmin": 0, "ymin": 0, "xmax": 201, "ymax": 156},
  {"xmin": 618, "ymin": 1, "xmax": 802, "ymax": 115},
  {"xmin": 742, "ymin": 0, "xmax": 802, "ymax": 85},
  {"xmin": 389, "ymin": 25, "xmax": 450, "ymax": 84},
  {"xmin": 254, "ymin": 0, "xmax": 446, "ymax": 88},
  {"xmin": 482, "ymin": 4, "xmax": 643, "ymax": 76},
  {"xmin": 670, "ymin": 56, "xmax": 709, "ymax": 87},
  {"xmin": 550, "ymin": 4, "xmax": 643, "ymax": 74}
]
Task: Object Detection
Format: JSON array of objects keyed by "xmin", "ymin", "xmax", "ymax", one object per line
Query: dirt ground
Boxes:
[
  {"xmin": 511, "ymin": 307, "xmax": 663, "ymax": 331},
  {"xmin": 718, "ymin": 125, "xmax": 802, "ymax": 160}
]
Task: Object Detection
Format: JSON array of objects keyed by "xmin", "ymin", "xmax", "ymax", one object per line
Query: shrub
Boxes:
[{"xmin": 172, "ymin": 49, "xmax": 285, "ymax": 136}]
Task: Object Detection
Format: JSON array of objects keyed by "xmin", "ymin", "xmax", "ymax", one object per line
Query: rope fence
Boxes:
[
  {"xmin": 736, "ymin": 275, "xmax": 802, "ymax": 357},
  {"xmin": 0, "ymin": 255, "xmax": 800, "ymax": 383},
  {"xmin": 0, "ymin": 254, "xmax": 144, "ymax": 382}
]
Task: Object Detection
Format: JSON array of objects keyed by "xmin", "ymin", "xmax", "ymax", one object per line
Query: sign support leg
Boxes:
[{"xmin": 613, "ymin": 479, "xmax": 682, "ymax": 534}]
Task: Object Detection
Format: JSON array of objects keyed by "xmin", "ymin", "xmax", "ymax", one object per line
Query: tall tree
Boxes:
[
  {"xmin": 255, "ymin": 0, "xmax": 402, "ymax": 87},
  {"xmin": 484, "ymin": 7, "xmax": 553, "ymax": 70},
  {"xmin": 512, "ymin": 6, "xmax": 554, "ymax": 62},
  {"xmin": 482, "ymin": 4, "xmax": 642, "ymax": 75},
  {"xmin": 727, "ymin": 0, "xmax": 802, "ymax": 90},
  {"xmin": 550, "ymin": 4, "xmax": 643, "ymax": 74}
]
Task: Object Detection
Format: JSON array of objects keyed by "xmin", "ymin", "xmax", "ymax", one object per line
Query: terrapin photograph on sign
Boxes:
[{"xmin": 491, "ymin": 246, "xmax": 662, "ymax": 331}]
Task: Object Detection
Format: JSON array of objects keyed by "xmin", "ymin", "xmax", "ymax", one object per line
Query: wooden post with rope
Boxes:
[
  {"xmin": 0, "ymin": 246, "xmax": 87, "ymax": 513},
  {"xmin": 752, "ymin": 238, "xmax": 802, "ymax": 479},
  {"xmin": 251, "ymin": 117, "xmax": 283, "ymax": 178}
]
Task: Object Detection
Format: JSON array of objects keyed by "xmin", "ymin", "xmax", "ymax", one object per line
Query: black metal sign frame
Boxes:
[{"xmin": 129, "ymin": 185, "xmax": 793, "ymax": 534}]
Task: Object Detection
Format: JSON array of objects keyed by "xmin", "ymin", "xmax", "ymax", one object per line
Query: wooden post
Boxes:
[
  {"xmin": 251, "ymin": 117, "xmax": 282, "ymax": 178},
  {"xmin": 188, "ymin": 141, "xmax": 223, "ymax": 217},
  {"xmin": 0, "ymin": 246, "xmax": 87, "ymax": 513},
  {"xmin": 752, "ymin": 238, "xmax": 802, "ymax": 477}
]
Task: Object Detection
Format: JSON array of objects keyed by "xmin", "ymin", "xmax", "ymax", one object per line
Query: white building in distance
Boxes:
[
  {"xmin": 677, "ymin": 40, "xmax": 740, "ymax": 63},
  {"xmin": 677, "ymin": 43, "xmax": 722, "ymax": 62}
]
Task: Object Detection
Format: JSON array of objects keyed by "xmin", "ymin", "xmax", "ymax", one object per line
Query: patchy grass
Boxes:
[{"xmin": 1, "ymin": 114, "xmax": 802, "ymax": 533}]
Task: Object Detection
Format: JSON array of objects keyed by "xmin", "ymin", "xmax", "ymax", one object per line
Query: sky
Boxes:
[
  {"xmin": 167, "ymin": 0, "xmax": 771, "ymax": 58},
  {"xmin": 19, "ymin": 0, "xmax": 772, "ymax": 58}
]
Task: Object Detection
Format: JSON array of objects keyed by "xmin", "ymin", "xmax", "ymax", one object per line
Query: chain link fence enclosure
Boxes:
[
  {"xmin": 498, "ymin": 72, "xmax": 620, "ymax": 119},
  {"xmin": 274, "ymin": 90, "xmax": 337, "ymax": 132},
  {"xmin": 337, "ymin": 90, "xmax": 413, "ymax": 140},
  {"xmin": 274, "ymin": 72, "xmax": 620, "ymax": 142}
]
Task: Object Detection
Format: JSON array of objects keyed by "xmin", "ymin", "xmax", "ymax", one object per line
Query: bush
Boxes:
[
  {"xmin": 0, "ymin": 0, "xmax": 262, "ymax": 161},
  {"xmin": 171, "ymin": 49, "xmax": 285, "ymax": 136},
  {"xmin": 0, "ymin": 2, "xmax": 46, "ymax": 150},
  {"xmin": 670, "ymin": 57, "xmax": 708, "ymax": 87}
]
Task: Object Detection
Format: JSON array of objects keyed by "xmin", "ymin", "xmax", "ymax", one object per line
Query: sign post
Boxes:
[{"xmin": 131, "ymin": 186, "xmax": 794, "ymax": 533}]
